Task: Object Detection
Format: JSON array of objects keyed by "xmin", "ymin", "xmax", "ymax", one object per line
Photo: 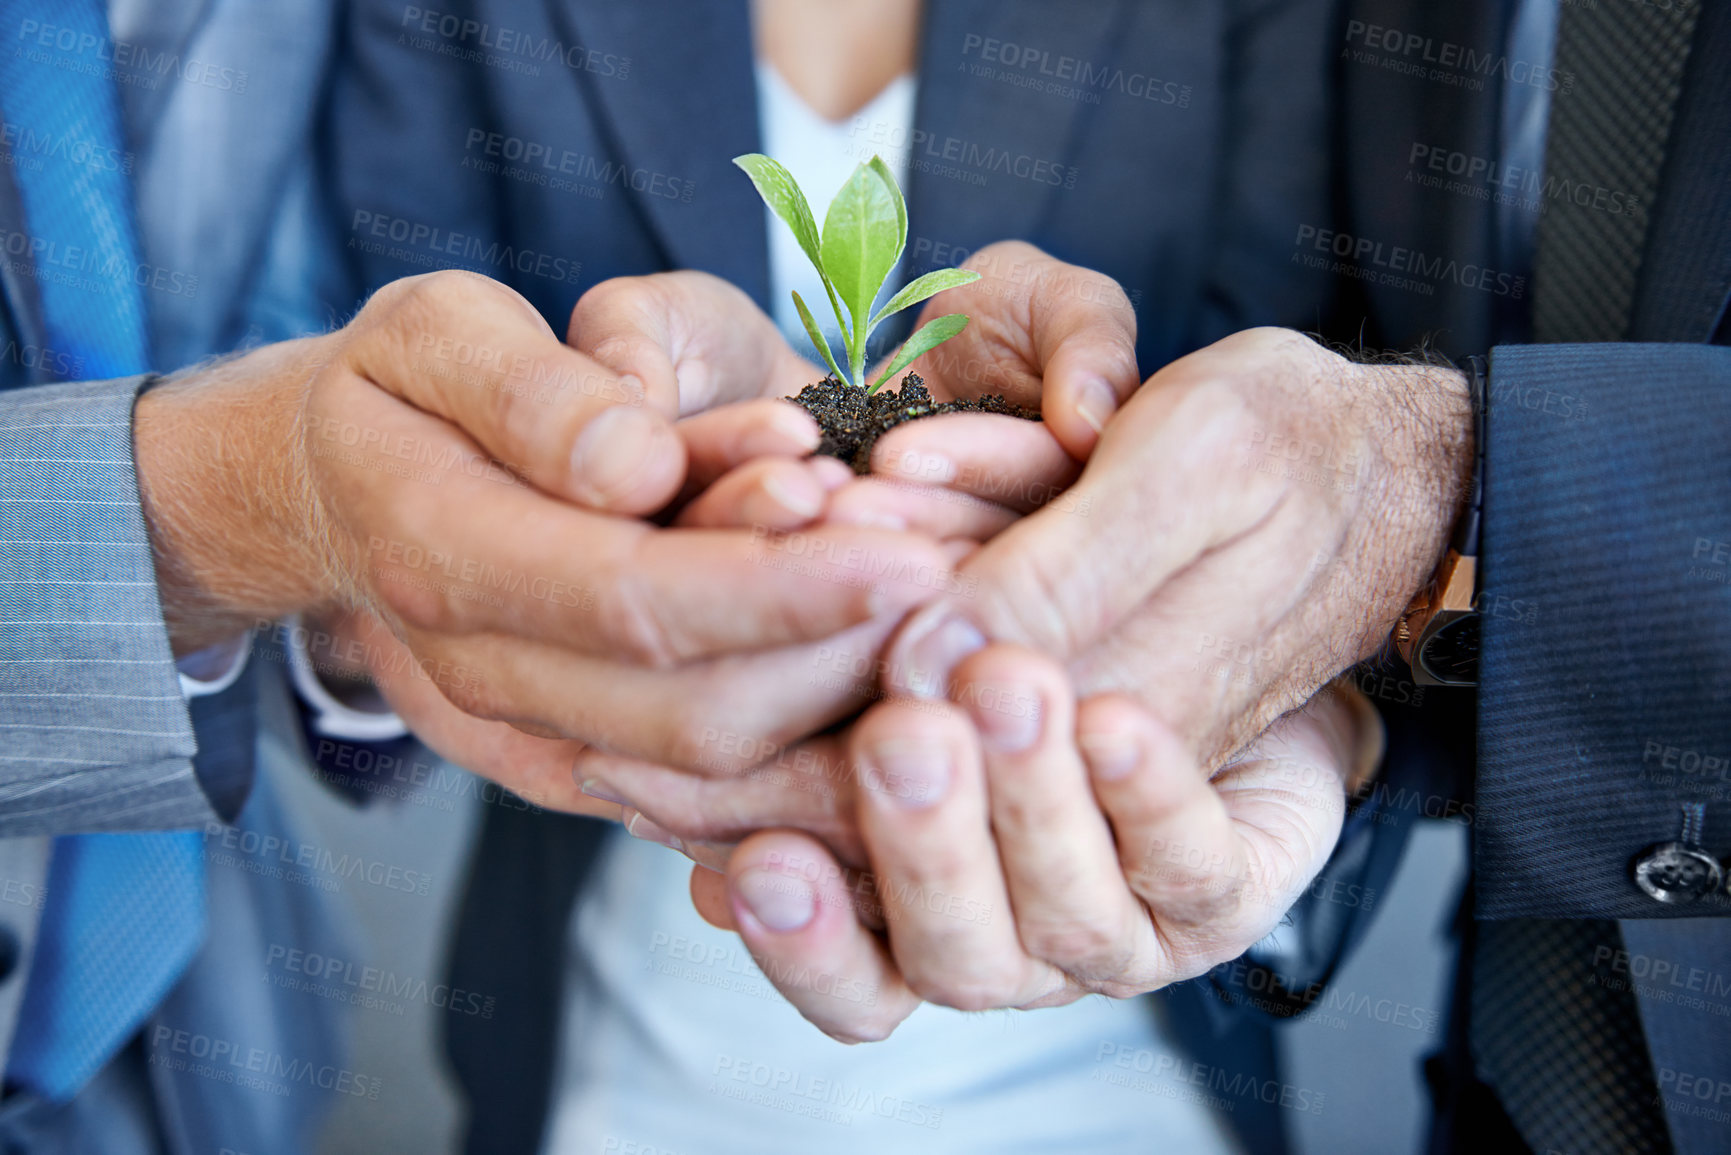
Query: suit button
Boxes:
[
  {"xmin": 1631, "ymin": 842, "xmax": 1723, "ymax": 904},
  {"xmin": 0, "ymin": 925, "xmax": 17, "ymax": 983}
]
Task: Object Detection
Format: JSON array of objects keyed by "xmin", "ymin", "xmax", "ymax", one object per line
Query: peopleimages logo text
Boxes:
[
  {"xmin": 400, "ymin": 7, "xmax": 630, "ymax": 77},
  {"xmin": 1293, "ymin": 224, "xmax": 1525, "ymax": 299}
]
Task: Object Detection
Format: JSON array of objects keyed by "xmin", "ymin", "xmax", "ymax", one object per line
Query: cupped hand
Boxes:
[
  {"xmin": 686, "ymin": 645, "xmax": 1381, "ymax": 1042},
  {"xmin": 140, "ymin": 269, "xmax": 967, "ymax": 784},
  {"xmin": 824, "ymin": 240, "xmax": 1142, "ymax": 538},
  {"xmin": 880, "ymin": 327, "xmax": 1473, "ymax": 768}
]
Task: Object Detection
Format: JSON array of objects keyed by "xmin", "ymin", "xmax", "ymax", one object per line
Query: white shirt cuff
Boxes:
[
  {"xmin": 283, "ymin": 614, "xmax": 410, "ymax": 742},
  {"xmin": 177, "ymin": 635, "xmax": 251, "ymax": 698}
]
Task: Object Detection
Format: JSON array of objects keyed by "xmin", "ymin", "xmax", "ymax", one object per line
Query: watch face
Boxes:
[{"xmin": 1418, "ymin": 614, "xmax": 1479, "ymax": 686}]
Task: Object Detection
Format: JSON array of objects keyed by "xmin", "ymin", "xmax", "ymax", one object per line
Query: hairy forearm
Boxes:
[{"xmin": 133, "ymin": 336, "xmax": 340, "ymax": 656}]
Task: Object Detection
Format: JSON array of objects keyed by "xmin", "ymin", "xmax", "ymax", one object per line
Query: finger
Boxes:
[
  {"xmin": 571, "ymin": 733, "xmax": 863, "ymax": 865},
  {"xmin": 439, "ymin": 616, "xmax": 898, "ymax": 777},
  {"xmin": 921, "ymin": 241, "xmax": 1140, "ymax": 459},
  {"xmin": 951, "ymin": 646, "xmax": 1162, "ymax": 991},
  {"xmin": 1025, "ymin": 274, "xmax": 1140, "ymax": 460},
  {"xmin": 1207, "ymin": 690, "xmax": 1358, "ymax": 877},
  {"xmin": 329, "ymin": 380, "xmax": 955, "ymax": 663},
  {"xmin": 1063, "ymin": 505, "xmax": 1350, "ymax": 766},
  {"xmin": 346, "ymin": 270, "xmax": 685, "ymax": 514},
  {"xmin": 677, "ymin": 399, "xmax": 823, "ymax": 491},
  {"xmin": 881, "ymin": 364, "xmax": 1289, "ymax": 698},
  {"xmin": 867, "ymin": 412, "xmax": 1080, "ymax": 513},
  {"xmin": 1075, "ymin": 692, "xmax": 1354, "ymax": 983},
  {"xmin": 674, "ymin": 457, "xmax": 829, "ymax": 530},
  {"xmin": 1074, "ymin": 696, "xmax": 1251, "ymax": 934},
  {"xmin": 726, "ymin": 831, "xmax": 921, "ymax": 1043},
  {"xmin": 822, "ymin": 477, "xmax": 1018, "ymax": 540},
  {"xmin": 691, "ymin": 864, "xmax": 736, "ymax": 928},
  {"xmin": 343, "ymin": 610, "xmax": 609, "ymax": 817},
  {"xmin": 569, "ymin": 271, "xmax": 817, "ymax": 413},
  {"xmin": 849, "ymin": 699, "xmax": 1068, "ymax": 1011}
]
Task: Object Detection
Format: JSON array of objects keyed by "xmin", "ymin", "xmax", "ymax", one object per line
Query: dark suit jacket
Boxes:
[
  {"xmin": 1332, "ymin": 2, "xmax": 1731, "ymax": 1152},
  {"xmin": 328, "ymin": 1, "xmax": 1383, "ymax": 1153}
]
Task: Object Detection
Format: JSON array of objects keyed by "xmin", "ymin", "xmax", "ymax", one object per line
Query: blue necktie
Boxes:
[{"xmin": 0, "ymin": 0, "xmax": 207, "ymax": 1101}]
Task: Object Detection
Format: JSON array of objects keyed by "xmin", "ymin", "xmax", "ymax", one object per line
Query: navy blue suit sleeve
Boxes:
[{"xmin": 1476, "ymin": 342, "xmax": 1731, "ymax": 919}]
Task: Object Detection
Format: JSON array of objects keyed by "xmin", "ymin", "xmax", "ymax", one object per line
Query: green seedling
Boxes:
[{"xmin": 734, "ymin": 152, "xmax": 980, "ymax": 394}]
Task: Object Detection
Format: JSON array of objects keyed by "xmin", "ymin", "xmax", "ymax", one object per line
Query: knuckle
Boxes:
[
  {"xmin": 824, "ymin": 1013, "xmax": 900, "ymax": 1045},
  {"xmin": 410, "ymin": 268, "xmax": 497, "ymax": 316},
  {"xmin": 907, "ymin": 969, "xmax": 1019, "ymax": 1014},
  {"xmin": 990, "ymin": 547, "xmax": 1091, "ymax": 655},
  {"xmin": 434, "ymin": 668, "xmax": 506, "ymax": 723},
  {"xmin": 1020, "ymin": 918, "xmax": 1127, "ymax": 978},
  {"xmin": 371, "ymin": 568, "xmax": 459, "ymax": 635},
  {"xmin": 659, "ymin": 700, "xmax": 723, "ymax": 771},
  {"xmin": 591, "ymin": 563, "xmax": 682, "ymax": 669}
]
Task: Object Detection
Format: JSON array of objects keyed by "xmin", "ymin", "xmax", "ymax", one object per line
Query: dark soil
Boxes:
[{"xmin": 787, "ymin": 373, "xmax": 1040, "ymax": 474}]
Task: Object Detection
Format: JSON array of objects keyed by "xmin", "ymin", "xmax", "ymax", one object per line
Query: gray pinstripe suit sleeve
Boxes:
[{"xmin": 0, "ymin": 374, "xmax": 217, "ymax": 835}]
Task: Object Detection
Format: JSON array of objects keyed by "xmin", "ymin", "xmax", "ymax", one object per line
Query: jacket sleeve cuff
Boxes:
[
  {"xmin": 0, "ymin": 376, "xmax": 215, "ymax": 835},
  {"xmin": 1475, "ymin": 343, "xmax": 1731, "ymax": 919}
]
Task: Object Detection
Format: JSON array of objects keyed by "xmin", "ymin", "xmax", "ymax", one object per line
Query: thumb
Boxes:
[
  {"xmin": 881, "ymin": 374, "xmax": 1245, "ymax": 696},
  {"xmin": 570, "ymin": 270, "xmax": 815, "ymax": 415}
]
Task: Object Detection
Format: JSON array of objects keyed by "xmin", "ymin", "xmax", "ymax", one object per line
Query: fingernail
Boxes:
[
  {"xmin": 579, "ymin": 778, "xmax": 627, "ymax": 805},
  {"xmin": 828, "ymin": 506, "xmax": 907, "ymax": 531},
  {"xmin": 885, "ymin": 447, "xmax": 956, "ymax": 485},
  {"xmin": 616, "ymin": 373, "xmax": 647, "ymax": 406},
  {"xmin": 809, "ymin": 456, "xmax": 855, "ymax": 491},
  {"xmin": 896, "ymin": 611, "xmax": 986, "ymax": 698},
  {"xmin": 570, "ymin": 406, "xmax": 665, "ymax": 501},
  {"xmin": 625, "ymin": 810, "xmax": 684, "ymax": 853},
  {"xmin": 736, "ymin": 867, "xmax": 816, "ymax": 932},
  {"xmin": 762, "ymin": 470, "xmax": 825, "ymax": 519},
  {"xmin": 862, "ymin": 738, "xmax": 951, "ymax": 809},
  {"xmin": 674, "ymin": 359, "xmax": 711, "ymax": 404},
  {"xmin": 1079, "ymin": 731, "xmax": 1140, "ymax": 781},
  {"xmin": 738, "ymin": 404, "xmax": 821, "ymax": 458},
  {"xmin": 684, "ymin": 840, "xmax": 733, "ymax": 874},
  {"xmin": 1074, "ymin": 377, "xmax": 1117, "ymax": 435},
  {"xmin": 966, "ymin": 682, "xmax": 1043, "ymax": 753}
]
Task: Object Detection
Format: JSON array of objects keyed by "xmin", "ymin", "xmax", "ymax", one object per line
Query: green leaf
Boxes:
[
  {"xmin": 868, "ymin": 155, "xmax": 907, "ymax": 259},
  {"xmin": 733, "ymin": 154, "xmax": 825, "ymax": 279},
  {"xmin": 822, "ymin": 163, "xmax": 903, "ymax": 350},
  {"xmin": 870, "ymin": 268, "xmax": 981, "ymax": 329},
  {"xmin": 793, "ymin": 290, "xmax": 848, "ymax": 387},
  {"xmin": 868, "ymin": 313, "xmax": 970, "ymax": 394}
]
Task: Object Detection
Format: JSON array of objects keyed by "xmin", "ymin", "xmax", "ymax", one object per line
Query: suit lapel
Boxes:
[
  {"xmin": 555, "ymin": 0, "xmax": 770, "ymax": 305},
  {"xmin": 909, "ymin": 0, "xmax": 1127, "ymax": 261}
]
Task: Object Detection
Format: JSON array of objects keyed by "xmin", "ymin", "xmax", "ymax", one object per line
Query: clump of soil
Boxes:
[{"xmin": 788, "ymin": 373, "xmax": 1040, "ymax": 474}]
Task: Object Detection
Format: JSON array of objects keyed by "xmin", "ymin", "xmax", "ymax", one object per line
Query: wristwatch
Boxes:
[{"xmin": 1393, "ymin": 356, "xmax": 1484, "ymax": 688}]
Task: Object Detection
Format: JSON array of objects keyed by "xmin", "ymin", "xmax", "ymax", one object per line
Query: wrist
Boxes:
[
  {"xmin": 1390, "ymin": 358, "xmax": 1482, "ymax": 684},
  {"xmin": 1359, "ymin": 359, "xmax": 1476, "ymax": 597},
  {"xmin": 134, "ymin": 336, "xmax": 342, "ymax": 655}
]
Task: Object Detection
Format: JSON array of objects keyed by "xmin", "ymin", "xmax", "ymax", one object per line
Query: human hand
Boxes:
[
  {"xmin": 568, "ymin": 247, "xmax": 1141, "ymax": 543},
  {"xmin": 821, "ymin": 240, "xmax": 1142, "ymax": 540},
  {"xmin": 553, "ymin": 252, "xmax": 1142, "ymax": 836},
  {"xmin": 133, "ymin": 270, "xmax": 956, "ymax": 780},
  {"xmin": 689, "ymin": 645, "xmax": 1382, "ymax": 1041},
  {"xmin": 880, "ymin": 327, "xmax": 1473, "ymax": 767}
]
